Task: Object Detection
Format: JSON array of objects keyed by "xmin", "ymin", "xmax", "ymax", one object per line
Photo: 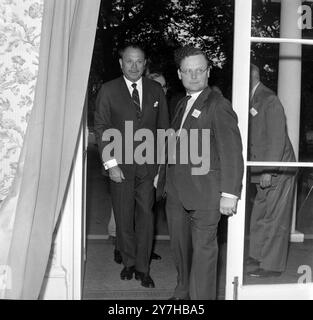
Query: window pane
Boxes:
[
  {"xmin": 251, "ymin": 0, "xmax": 313, "ymax": 41},
  {"xmin": 243, "ymin": 166, "xmax": 313, "ymax": 285},
  {"xmin": 249, "ymin": 43, "xmax": 313, "ymax": 162},
  {"xmin": 251, "ymin": 0, "xmax": 281, "ymax": 39}
]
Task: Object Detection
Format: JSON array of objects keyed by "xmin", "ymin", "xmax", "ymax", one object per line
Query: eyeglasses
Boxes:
[{"xmin": 179, "ymin": 67, "xmax": 208, "ymax": 76}]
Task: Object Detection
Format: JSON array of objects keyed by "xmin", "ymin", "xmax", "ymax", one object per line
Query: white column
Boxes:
[{"xmin": 277, "ymin": 0, "xmax": 303, "ymax": 242}]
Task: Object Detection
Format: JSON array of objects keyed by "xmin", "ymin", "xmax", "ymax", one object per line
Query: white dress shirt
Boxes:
[
  {"xmin": 123, "ymin": 76, "xmax": 143, "ymax": 109},
  {"xmin": 178, "ymin": 90, "xmax": 202, "ymax": 136}
]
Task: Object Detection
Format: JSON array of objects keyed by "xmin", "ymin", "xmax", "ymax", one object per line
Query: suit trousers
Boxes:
[
  {"xmin": 110, "ymin": 164, "xmax": 154, "ymax": 273},
  {"xmin": 165, "ymin": 168, "xmax": 219, "ymax": 300},
  {"xmin": 249, "ymin": 175, "xmax": 295, "ymax": 272}
]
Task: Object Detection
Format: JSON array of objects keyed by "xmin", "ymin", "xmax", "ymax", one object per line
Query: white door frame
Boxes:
[
  {"xmin": 40, "ymin": 100, "xmax": 87, "ymax": 300},
  {"xmin": 226, "ymin": 0, "xmax": 313, "ymax": 300}
]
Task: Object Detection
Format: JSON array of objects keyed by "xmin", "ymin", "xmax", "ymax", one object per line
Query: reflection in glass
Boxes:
[
  {"xmin": 250, "ymin": 43, "xmax": 313, "ymax": 162},
  {"xmin": 247, "ymin": 62, "xmax": 296, "ymax": 284},
  {"xmin": 244, "ymin": 168, "xmax": 313, "ymax": 285},
  {"xmin": 244, "ymin": 49, "xmax": 313, "ymax": 284},
  {"xmin": 252, "ymin": 0, "xmax": 313, "ymax": 41}
]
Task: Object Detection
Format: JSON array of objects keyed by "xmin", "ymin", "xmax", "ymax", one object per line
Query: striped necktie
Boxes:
[{"xmin": 132, "ymin": 83, "xmax": 141, "ymax": 120}]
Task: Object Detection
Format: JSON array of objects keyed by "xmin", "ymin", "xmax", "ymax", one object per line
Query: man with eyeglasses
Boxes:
[{"xmin": 156, "ymin": 46, "xmax": 243, "ymax": 300}]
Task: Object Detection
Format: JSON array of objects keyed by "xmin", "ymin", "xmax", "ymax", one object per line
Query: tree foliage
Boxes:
[
  {"xmin": 89, "ymin": 0, "xmax": 235, "ymax": 102},
  {"xmin": 89, "ymin": 0, "xmax": 313, "ymax": 140}
]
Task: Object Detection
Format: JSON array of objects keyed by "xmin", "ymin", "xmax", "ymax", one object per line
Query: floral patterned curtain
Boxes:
[
  {"xmin": 0, "ymin": 1, "xmax": 43, "ymax": 202},
  {"xmin": 0, "ymin": 0, "xmax": 100, "ymax": 299}
]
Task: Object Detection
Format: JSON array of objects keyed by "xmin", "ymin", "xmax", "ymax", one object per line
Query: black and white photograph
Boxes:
[{"xmin": 0, "ymin": 0, "xmax": 313, "ymax": 303}]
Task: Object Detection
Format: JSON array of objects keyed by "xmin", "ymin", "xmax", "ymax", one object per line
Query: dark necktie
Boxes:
[
  {"xmin": 156, "ymin": 95, "xmax": 192, "ymax": 201},
  {"xmin": 172, "ymin": 95, "xmax": 192, "ymax": 132},
  {"xmin": 165, "ymin": 95, "xmax": 191, "ymax": 165},
  {"xmin": 132, "ymin": 83, "xmax": 142, "ymax": 120}
]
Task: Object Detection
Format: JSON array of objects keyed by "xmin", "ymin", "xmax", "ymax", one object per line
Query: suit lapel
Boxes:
[
  {"xmin": 120, "ymin": 76, "xmax": 132, "ymax": 100},
  {"xmin": 250, "ymin": 82, "xmax": 265, "ymax": 111},
  {"xmin": 176, "ymin": 87, "xmax": 212, "ymax": 144},
  {"xmin": 171, "ymin": 96, "xmax": 188, "ymax": 126},
  {"xmin": 182, "ymin": 86, "xmax": 211, "ymax": 132},
  {"xmin": 119, "ymin": 76, "xmax": 139, "ymax": 119}
]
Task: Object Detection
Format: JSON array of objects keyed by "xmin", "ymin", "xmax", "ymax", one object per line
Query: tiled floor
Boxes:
[
  {"xmin": 83, "ymin": 239, "xmax": 177, "ymax": 300},
  {"xmin": 83, "ymin": 239, "xmax": 227, "ymax": 300}
]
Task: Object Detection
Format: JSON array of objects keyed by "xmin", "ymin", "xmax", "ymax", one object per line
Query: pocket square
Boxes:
[{"xmin": 153, "ymin": 101, "xmax": 159, "ymax": 108}]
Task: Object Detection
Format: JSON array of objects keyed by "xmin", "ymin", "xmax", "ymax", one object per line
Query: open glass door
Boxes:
[{"xmin": 226, "ymin": 0, "xmax": 313, "ymax": 299}]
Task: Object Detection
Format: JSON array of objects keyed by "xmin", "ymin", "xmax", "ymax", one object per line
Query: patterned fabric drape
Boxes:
[
  {"xmin": 0, "ymin": 0, "xmax": 100, "ymax": 299},
  {"xmin": 0, "ymin": 0, "xmax": 43, "ymax": 201}
]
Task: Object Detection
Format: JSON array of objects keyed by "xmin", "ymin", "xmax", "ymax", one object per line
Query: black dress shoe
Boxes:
[
  {"xmin": 151, "ymin": 252, "xmax": 161, "ymax": 260},
  {"xmin": 135, "ymin": 270, "xmax": 155, "ymax": 288},
  {"xmin": 245, "ymin": 257, "xmax": 260, "ymax": 266},
  {"xmin": 120, "ymin": 266, "xmax": 135, "ymax": 280},
  {"xmin": 247, "ymin": 268, "xmax": 282, "ymax": 278},
  {"xmin": 114, "ymin": 249, "xmax": 122, "ymax": 264}
]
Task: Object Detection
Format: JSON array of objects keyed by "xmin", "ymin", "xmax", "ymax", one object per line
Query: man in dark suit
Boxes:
[
  {"xmin": 247, "ymin": 64, "xmax": 296, "ymax": 277},
  {"xmin": 109, "ymin": 70, "xmax": 169, "ymax": 264},
  {"xmin": 157, "ymin": 46, "xmax": 244, "ymax": 300},
  {"xmin": 94, "ymin": 44, "xmax": 169, "ymax": 288}
]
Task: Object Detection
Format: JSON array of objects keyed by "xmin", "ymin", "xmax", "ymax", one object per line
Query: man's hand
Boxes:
[
  {"xmin": 220, "ymin": 196, "xmax": 238, "ymax": 216},
  {"xmin": 260, "ymin": 173, "xmax": 272, "ymax": 189},
  {"xmin": 153, "ymin": 174, "xmax": 159, "ymax": 189},
  {"xmin": 108, "ymin": 166, "xmax": 125, "ymax": 183}
]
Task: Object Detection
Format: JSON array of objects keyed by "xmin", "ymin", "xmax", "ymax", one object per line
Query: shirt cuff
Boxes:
[
  {"xmin": 221, "ymin": 192, "xmax": 238, "ymax": 199},
  {"xmin": 103, "ymin": 159, "xmax": 118, "ymax": 170}
]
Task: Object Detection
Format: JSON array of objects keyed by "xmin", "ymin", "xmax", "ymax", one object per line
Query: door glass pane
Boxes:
[
  {"xmin": 251, "ymin": 0, "xmax": 313, "ymax": 40},
  {"xmin": 243, "ymin": 167, "xmax": 313, "ymax": 285},
  {"xmin": 251, "ymin": 0, "xmax": 281, "ymax": 39},
  {"xmin": 249, "ymin": 43, "xmax": 313, "ymax": 162},
  {"xmin": 300, "ymin": 44, "xmax": 313, "ymax": 161},
  {"xmin": 243, "ymin": 43, "xmax": 313, "ymax": 285}
]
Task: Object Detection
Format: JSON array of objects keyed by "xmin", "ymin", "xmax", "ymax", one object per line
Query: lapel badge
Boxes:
[
  {"xmin": 153, "ymin": 101, "xmax": 159, "ymax": 108},
  {"xmin": 192, "ymin": 109, "xmax": 201, "ymax": 118},
  {"xmin": 250, "ymin": 107, "xmax": 258, "ymax": 117}
]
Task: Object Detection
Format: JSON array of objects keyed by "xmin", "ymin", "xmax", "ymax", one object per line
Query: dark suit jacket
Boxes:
[
  {"xmin": 249, "ymin": 83, "xmax": 296, "ymax": 183},
  {"xmin": 168, "ymin": 91, "xmax": 185, "ymax": 122},
  {"xmin": 158, "ymin": 86, "xmax": 244, "ymax": 211},
  {"xmin": 94, "ymin": 76, "xmax": 169, "ymax": 179}
]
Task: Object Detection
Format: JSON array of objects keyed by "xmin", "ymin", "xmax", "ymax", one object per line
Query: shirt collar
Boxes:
[
  {"xmin": 123, "ymin": 76, "xmax": 142, "ymax": 88},
  {"xmin": 187, "ymin": 89, "xmax": 203, "ymax": 101}
]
